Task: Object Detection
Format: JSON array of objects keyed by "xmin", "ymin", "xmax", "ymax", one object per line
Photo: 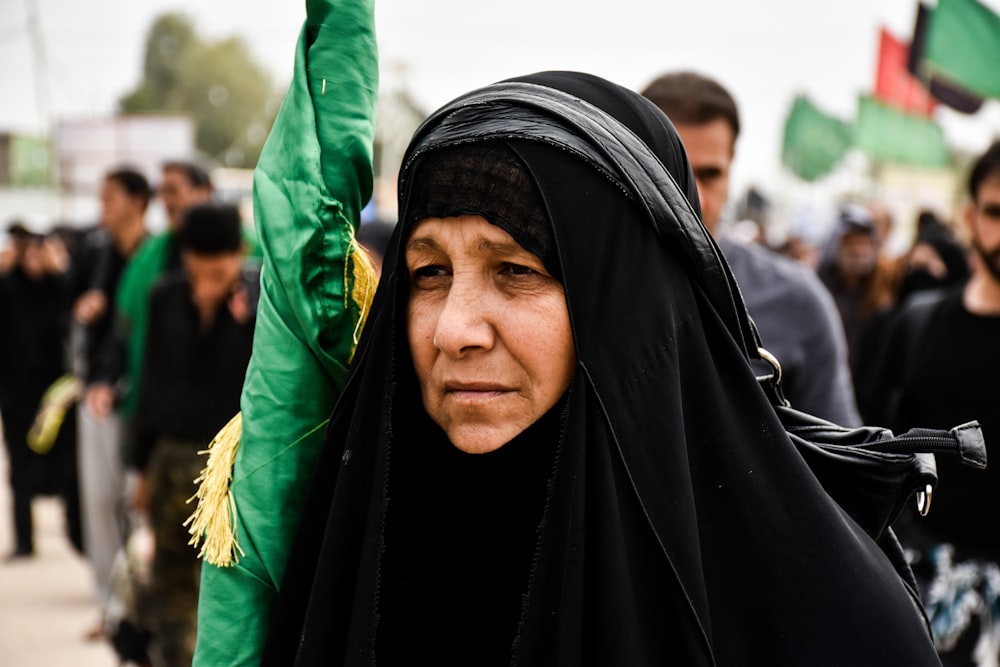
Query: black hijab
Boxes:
[{"xmin": 264, "ymin": 72, "xmax": 940, "ymax": 666}]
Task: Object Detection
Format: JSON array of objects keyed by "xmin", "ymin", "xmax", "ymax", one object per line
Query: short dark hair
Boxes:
[
  {"xmin": 7, "ymin": 221, "xmax": 32, "ymax": 239},
  {"xmin": 968, "ymin": 140, "xmax": 1000, "ymax": 202},
  {"xmin": 641, "ymin": 71, "xmax": 740, "ymax": 142},
  {"xmin": 106, "ymin": 167, "xmax": 152, "ymax": 210},
  {"xmin": 176, "ymin": 202, "xmax": 243, "ymax": 255},
  {"xmin": 162, "ymin": 160, "xmax": 213, "ymax": 190}
]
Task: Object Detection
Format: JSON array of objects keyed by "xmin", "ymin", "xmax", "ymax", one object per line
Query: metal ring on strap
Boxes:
[
  {"xmin": 916, "ymin": 483, "xmax": 933, "ymax": 516},
  {"xmin": 757, "ymin": 347, "xmax": 782, "ymax": 386}
]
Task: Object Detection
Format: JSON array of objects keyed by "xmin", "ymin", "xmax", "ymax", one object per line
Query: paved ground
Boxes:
[{"xmin": 0, "ymin": 447, "xmax": 118, "ymax": 667}]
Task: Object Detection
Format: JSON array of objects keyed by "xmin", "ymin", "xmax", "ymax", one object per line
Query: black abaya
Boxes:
[{"xmin": 264, "ymin": 72, "xmax": 941, "ymax": 666}]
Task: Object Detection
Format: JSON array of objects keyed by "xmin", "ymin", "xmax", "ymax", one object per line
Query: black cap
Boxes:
[{"xmin": 176, "ymin": 202, "xmax": 243, "ymax": 254}]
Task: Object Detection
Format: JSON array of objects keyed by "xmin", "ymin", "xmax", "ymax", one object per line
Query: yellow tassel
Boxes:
[
  {"xmin": 28, "ymin": 375, "xmax": 82, "ymax": 454},
  {"xmin": 346, "ymin": 232, "xmax": 377, "ymax": 354},
  {"xmin": 185, "ymin": 412, "xmax": 245, "ymax": 567}
]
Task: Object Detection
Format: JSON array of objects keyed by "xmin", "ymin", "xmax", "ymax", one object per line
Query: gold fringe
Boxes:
[
  {"xmin": 346, "ymin": 233, "xmax": 377, "ymax": 353},
  {"xmin": 185, "ymin": 412, "xmax": 245, "ymax": 567}
]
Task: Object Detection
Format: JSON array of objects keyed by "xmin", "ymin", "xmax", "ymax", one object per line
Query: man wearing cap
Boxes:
[
  {"xmin": 127, "ymin": 201, "xmax": 259, "ymax": 667},
  {"xmin": 817, "ymin": 203, "xmax": 895, "ymax": 369}
]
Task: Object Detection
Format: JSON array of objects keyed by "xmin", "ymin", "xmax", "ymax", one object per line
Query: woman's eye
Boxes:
[
  {"xmin": 410, "ymin": 264, "xmax": 451, "ymax": 289},
  {"xmin": 500, "ymin": 262, "xmax": 538, "ymax": 277},
  {"xmin": 413, "ymin": 265, "xmax": 445, "ymax": 277}
]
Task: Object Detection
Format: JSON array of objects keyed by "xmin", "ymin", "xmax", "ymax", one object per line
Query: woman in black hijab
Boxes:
[{"xmin": 263, "ymin": 72, "xmax": 941, "ymax": 665}]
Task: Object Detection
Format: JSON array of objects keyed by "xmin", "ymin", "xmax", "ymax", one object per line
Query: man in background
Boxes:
[
  {"xmin": 158, "ymin": 162, "xmax": 215, "ymax": 241},
  {"xmin": 817, "ymin": 203, "xmax": 896, "ymax": 369},
  {"xmin": 642, "ymin": 71, "xmax": 860, "ymax": 426},
  {"xmin": 112, "ymin": 161, "xmax": 215, "ymax": 424},
  {"xmin": 867, "ymin": 141, "xmax": 1000, "ymax": 665},
  {"xmin": 71, "ymin": 168, "xmax": 150, "ymax": 633},
  {"xmin": 127, "ymin": 202, "xmax": 258, "ymax": 667}
]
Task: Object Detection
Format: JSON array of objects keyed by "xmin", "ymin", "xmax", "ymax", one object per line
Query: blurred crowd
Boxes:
[
  {"xmin": 1, "ymin": 69, "xmax": 998, "ymax": 667},
  {"xmin": 0, "ymin": 158, "xmax": 393, "ymax": 666}
]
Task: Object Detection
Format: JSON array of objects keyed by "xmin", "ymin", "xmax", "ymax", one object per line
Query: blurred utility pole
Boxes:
[{"xmin": 25, "ymin": 0, "xmax": 50, "ymax": 137}]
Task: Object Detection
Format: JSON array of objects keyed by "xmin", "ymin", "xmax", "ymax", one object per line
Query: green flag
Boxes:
[
  {"xmin": 854, "ymin": 94, "xmax": 951, "ymax": 167},
  {"xmin": 925, "ymin": 0, "xmax": 1000, "ymax": 100},
  {"xmin": 191, "ymin": 0, "xmax": 378, "ymax": 664},
  {"xmin": 781, "ymin": 95, "xmax": 853, "ymax": 181}
]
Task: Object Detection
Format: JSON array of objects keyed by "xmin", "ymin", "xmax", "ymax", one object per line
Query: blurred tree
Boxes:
[{"xmin": 120, "ymin": 13, "xmax": 278, "ymax": 168}]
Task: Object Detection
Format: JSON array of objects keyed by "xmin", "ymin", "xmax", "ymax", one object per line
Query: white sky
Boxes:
[{"xmin": 2, "ymin": 0, "xmax": 1000, "ymax": 221}]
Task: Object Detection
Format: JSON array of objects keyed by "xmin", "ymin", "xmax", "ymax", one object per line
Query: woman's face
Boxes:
[{"xmin": 406, "ymin": 215, "xmax": 575, "ymax": 453}]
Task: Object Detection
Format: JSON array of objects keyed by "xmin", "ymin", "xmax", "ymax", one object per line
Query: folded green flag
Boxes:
[
  {"xmin": 192, "ymin": 0, "xmax": 378, "ymax": 664},
  {"xmin": 855, "ymin": 94, "xmax": 951, "ymax": 167},
  {"xmin": 925, "ymin": 0, "xmax": 1000, "ymax": 100},
  {"xmin": 781, "ymin": 95, "xmax": 853, "ymax": 182}
]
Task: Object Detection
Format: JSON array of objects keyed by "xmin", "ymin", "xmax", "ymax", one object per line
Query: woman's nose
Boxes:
[{"xmin": 432, "ymin": 280, "xmax": 495, "ymax": 357}]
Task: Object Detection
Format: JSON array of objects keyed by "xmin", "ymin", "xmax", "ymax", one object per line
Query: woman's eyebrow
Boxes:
[
  {"xmin": 406, "ymin": 234, "xmax": 528, "ymax": 257},
  {"xmin": 475, "ymin": 238, "xmax": 526, "ymax": 256},
  {"xmin": 405, "ymin": 236, "xmax": 441, "ymax": 253}
]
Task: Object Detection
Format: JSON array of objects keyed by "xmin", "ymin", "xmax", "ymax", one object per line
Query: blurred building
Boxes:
[
  {"xmin": 1, "ymin": 115, "xmax": 198, "ymax": 234},
  {"xmin": 0, "ymin": 133, "xmax": 51, "ymax": 187},
  {"xmin": 55, "ymin": 115, "xmax": 196, "ymax": 231},
  {"xmin": 0, "ymin": 133, "xmax": 55, "ymax": 234}
]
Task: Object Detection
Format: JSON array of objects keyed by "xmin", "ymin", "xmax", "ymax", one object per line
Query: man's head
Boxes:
[
  {"xmin": 159, "ymin": 161, "xmax": 213, "ymax": 231},
  {"xmin": 964, "ymin": 141, "xmax": 1000, "ymax": 284},
  {"xmin": 100, "ymin": 167, "xmax": 151, "ymax": 235},
  {"xmin": 833, "ymin": 204, "xmax": 879, "ymax": 280},
  {"xmin": 865, "ymin": 201, "xmax": 894, "ymax": 247},
  {"xmin": 176, "ymin": 202, "xmax": 245, "ymax": 315},
  {"xmin": 642, "ymin": 71, "xmax": 739, "ymax": 234}
]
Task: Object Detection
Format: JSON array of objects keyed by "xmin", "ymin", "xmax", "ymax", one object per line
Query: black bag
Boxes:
[{"xmin": 754, "ymin": 345, "xmax": 987, "ymax": 608}]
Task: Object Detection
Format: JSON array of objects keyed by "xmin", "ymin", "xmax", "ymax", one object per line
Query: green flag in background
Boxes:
[
  {"xmin": 191, "ymin": 0, "xmax": 378, "ymax": 664},
  {"xmin": 925, "ymin": 0, "xmax": 1000, "ymax": 100},
  {"xmin": 855, "ymin": 94, "xmax": 951, "ymax": 167},
  {"xmin": 781, "ymin": 95, "xmax": 854, "ymax": 181}
]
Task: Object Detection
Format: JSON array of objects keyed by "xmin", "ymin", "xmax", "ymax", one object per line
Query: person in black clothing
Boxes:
[
  {"xmin": 854, "ymin": 212, "xmax": 970, "ymax": 420},
  {"xmin": 263, "ymin": 71, "xmax": 941, "ymax": 666},
  {"xmin": 0, "ymin": 224, "xmax": 75, "ymax": 559},
  {"xmin": 128, "ymin": 202, "xmax": 258, "ymax": 667},
  {"xmin": 896, "ymin": 211, "xmax": 971, "ymax": 305},
  {"xmin": 870, "ymin": 140, "xmax": 1000, "ymax": 666},
  {"xmin": 54, "ymin": 222, "xmax": 112, "ymax": 306}
]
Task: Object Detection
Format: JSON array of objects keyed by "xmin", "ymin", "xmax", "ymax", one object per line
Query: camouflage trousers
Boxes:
[{"xmin": 135, "ymin": 438, "xmax": 204, "ymax": 667}]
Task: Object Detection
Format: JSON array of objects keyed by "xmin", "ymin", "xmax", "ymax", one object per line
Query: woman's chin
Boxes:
[{"xmin": 445, "ymin": 424, "xmax": 521, "ymax": 454}]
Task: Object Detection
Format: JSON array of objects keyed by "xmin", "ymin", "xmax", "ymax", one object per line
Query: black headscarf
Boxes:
[{"xmin": 264, "ymin": 72, "xmax": 939, "ymax": 665}]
